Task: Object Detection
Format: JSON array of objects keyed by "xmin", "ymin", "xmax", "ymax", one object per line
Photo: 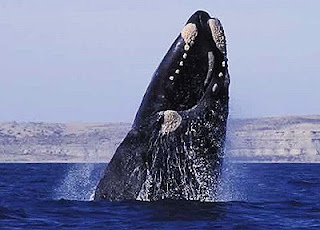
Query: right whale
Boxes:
[{"xmin": 95, "ymin": 10, "xmax": 230, "ymax": 201}]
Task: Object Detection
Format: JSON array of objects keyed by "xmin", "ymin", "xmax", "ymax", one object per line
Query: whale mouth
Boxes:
[
  {"xmin": 172, "ymin": 10, "xmax": 229, "ymax": 110},
  {"xmin": 134, "ymin": 11, "xmax": 229, "ymax": 128}
]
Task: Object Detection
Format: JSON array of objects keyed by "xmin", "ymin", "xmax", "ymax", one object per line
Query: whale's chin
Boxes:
[{"xmin": 95, "ymin": 10, "xmax": 230, "ymax": 202}]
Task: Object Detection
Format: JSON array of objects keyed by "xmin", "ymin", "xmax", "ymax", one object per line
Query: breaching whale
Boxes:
[{"xmin": 95, "ymin": 10, "xmax": 230, "ymax": 201}]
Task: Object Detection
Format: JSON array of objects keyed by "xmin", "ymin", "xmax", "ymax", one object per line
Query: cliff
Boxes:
[
  {"xmin": 0, "ymin": 122, "xmax": 130, "ymax": 162},
  {"xmin": 227, "ymin": 115, "xmax": 320, "ymax": 162},
  {"xmin": 0, "ymin": 115, "xmax": 319, "ymax": 162}
]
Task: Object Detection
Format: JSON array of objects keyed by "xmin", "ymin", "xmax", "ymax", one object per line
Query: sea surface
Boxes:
[{"xmin": 0, "ymin": 163, "xmax": 320, "ymax": 229}]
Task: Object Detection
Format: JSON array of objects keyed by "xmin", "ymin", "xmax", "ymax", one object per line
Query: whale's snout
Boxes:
[
  {"xmin": 185, "ymin": 10, "xmax": 227, "ymax": 54},
  {"xmin": 186, "ymin": 10, "xmax": 210, "ymax": 29},
  {"xmin": 134, "ymin": 11, "xmax": 229, "ymax": 129}
]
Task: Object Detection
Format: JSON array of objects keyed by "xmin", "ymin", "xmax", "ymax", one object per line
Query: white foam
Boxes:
[{"xmin": 53, "ymin": 164, "xmax": 103, "ymax": 201}]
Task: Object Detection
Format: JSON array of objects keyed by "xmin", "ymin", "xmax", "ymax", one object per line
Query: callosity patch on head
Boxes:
[
  {"xmin": 161, "ymin": 110, "xmax": 182, "ymax": 133},
  {"xmin": 208, "ymin": 19, "xmax": 226, "ymax": 55},
  {"xmin": 181, "ymin": 23, "xmax": 198, "ymax": 45},
  {"xmin": 208, "ymin": 18, "xmax": 229, "ymax": 88}
]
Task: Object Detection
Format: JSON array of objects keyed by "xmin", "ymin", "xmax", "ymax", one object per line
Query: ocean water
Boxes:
[{"xmin": 0, "ymin": 163, "xmax": 320, "ymax": 229}]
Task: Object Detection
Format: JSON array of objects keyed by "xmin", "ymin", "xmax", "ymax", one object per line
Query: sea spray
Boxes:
[
  {"xmin": 215, "ymin": 160, "xmax": 248, "ymax": 202},
  {"xmin": 213, "ymin": 117, "xmax": 248, "ymax": 202},
  {"xmin": 54, "ymin": 163, "xmax": 106, "ymax": 201}
]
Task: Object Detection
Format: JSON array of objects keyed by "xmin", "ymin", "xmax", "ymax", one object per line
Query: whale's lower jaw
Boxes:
[
  {"xmin": 94, "ymin": 10, "xmax": 230, "ymax": 202},
  {"xmin": 136, "ymin": 103, "xmax": 228, "ymax": 202},
  {"xmin": 95, "ymin": 98, "xmax": 228, "ymax": 202}
]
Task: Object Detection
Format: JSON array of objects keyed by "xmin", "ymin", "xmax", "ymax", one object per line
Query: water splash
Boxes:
[
  {"xmin": 215, "ymin": 160, "xmax": 248, "ymax": 202},
  {"xmin": 54, "ymin": 163, "xmax": 106, "ymax": 201},
  {"xmin": 212, "ymin": 117, "xmax": 248, "ymax": 202}
]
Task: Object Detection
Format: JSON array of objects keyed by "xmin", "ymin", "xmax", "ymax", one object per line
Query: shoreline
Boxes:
[{"xmin": 1, "ymin": 115, "xmax": 320, "ymax": 163}]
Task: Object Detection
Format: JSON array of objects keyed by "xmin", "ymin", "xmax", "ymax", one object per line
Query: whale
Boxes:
[{"xmin": 95, "ymin": 10, "xmax": 230, "ymax": 201}]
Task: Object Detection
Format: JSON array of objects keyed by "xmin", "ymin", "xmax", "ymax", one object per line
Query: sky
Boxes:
[{"xmin": 0, "ymin": 0, "xmax": 319, "ymax": 122}]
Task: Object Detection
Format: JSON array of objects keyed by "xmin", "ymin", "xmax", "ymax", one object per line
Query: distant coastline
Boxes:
[{"xmin": 0, "ymin": 115, "xmax": 319, "ymax": 163}]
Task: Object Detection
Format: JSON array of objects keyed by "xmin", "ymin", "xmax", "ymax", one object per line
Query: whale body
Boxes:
[{"xmin": 95, "ymin": 10, "xmax": 230, "ymax": 201}]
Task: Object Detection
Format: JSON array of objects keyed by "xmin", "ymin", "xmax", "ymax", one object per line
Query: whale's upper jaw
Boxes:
[
  {"xmin": 134, "ymin": 11, "xmax": 229, "ymax": 128},
  {"xmin": 176, "ymin": 10, "xmax": 229, "ymax": 106}
]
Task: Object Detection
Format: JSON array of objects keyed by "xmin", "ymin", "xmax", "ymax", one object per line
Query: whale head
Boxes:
[{"xmin": 134, "ymin": 10, "xmax": 230, "ymax": 130}]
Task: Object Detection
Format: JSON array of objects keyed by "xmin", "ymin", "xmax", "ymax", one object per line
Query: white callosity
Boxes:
[
  {"xmin": 208, "ymin": 18, "xmax": 230, "ymax": 88},
  {"xmin": 181, "ymin": 23, "xmax": 198, "ymax": 46},
  {"xmin": 161, "ymin": 110, "xmax": 182, "ymax": 133},
  {"xmin": 181, "ymin": 23, "xmax": 197, "ymax": 56},
  {"xmin": 167, "ymin": 23, "xmax": 198, "ymax": 81},
  {"xmin": 208, "ymin": 19, "xmax": 227, "ymax": 55}
]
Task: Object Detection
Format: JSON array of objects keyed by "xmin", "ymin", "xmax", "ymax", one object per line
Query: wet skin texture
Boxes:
[{"xmin": 95, "ymin": 11, "xmax": 230, "ymax": 201}]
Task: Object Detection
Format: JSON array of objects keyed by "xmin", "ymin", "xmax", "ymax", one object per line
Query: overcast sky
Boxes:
[{"xmin": 0, "ymin": 0, "xmax": 319, "ymax": 122}]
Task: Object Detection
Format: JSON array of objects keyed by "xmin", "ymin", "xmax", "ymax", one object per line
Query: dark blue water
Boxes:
[{"xmin": 0, "ymin": 163, "xmax": 320, "ymax": 229}]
